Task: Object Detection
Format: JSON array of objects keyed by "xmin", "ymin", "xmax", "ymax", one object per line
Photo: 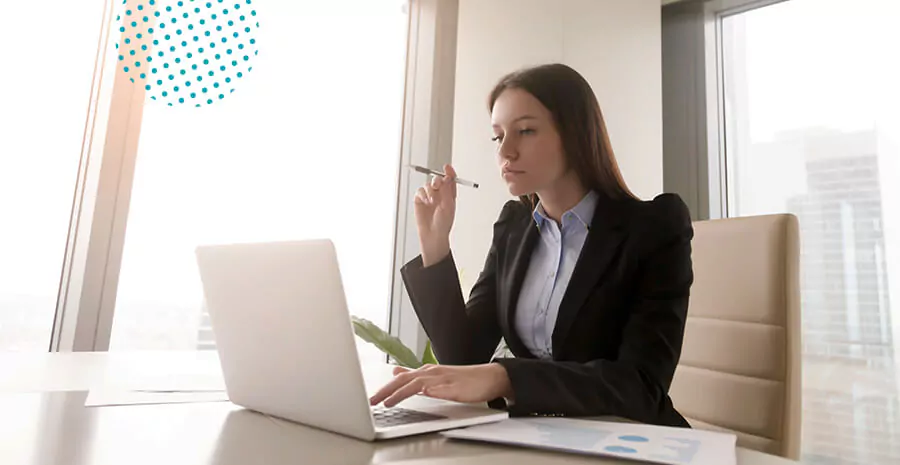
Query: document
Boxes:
[
  {"xmin": 442, "ymin": 417, "xmax": 736, "ymax": 465},
  {"xmin": 84, "ymin": 388, "xmax": 229, "ymax": 407}
]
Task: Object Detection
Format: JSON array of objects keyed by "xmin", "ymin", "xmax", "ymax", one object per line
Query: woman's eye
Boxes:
[
  {"xmin": 519, "ymin": 128, "xmax": 535, "ymax": 135},
  {"xmin": 491, "ymin": 135, "xmax": 503, "ymax": 142}
]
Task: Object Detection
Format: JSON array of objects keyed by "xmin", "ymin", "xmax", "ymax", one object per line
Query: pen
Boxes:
[{"xmin": 408, "ymin": 164, "xmax": 480, "ymax": 188}]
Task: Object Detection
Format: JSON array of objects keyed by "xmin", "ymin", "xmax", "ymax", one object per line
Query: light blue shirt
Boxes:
[{"xmin": 514, "ymin": 190, "xmax": 598, "ymax": 359}]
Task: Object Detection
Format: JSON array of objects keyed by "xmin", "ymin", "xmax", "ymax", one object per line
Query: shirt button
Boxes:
[{"xmin": 550, "ymin": 271, "xmax": 556, "ymax": 278}]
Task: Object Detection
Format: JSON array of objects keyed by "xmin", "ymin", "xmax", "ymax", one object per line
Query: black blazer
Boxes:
[{"xmin": 400, "ymin": 193, "xmax": 693, "ymax": 427}]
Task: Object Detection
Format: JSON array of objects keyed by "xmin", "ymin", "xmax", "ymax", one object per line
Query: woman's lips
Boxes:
[{"xmin": 502, "ymin": 168, "xmax": 524, "ymax": 180}]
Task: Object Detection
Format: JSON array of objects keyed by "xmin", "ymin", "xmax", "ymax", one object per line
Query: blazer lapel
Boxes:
[
  {"xmin": 499, "ymin": 214, "xmax": 540, "ymax": 358},
  {"xmin": 551, "ymin": 198, "xmax": 629, "ymax": 353}
]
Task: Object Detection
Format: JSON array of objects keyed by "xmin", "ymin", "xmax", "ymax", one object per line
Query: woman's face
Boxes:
[{"xmin": 490, "ymin": 88, "xmax": 568, "ymax": 197}]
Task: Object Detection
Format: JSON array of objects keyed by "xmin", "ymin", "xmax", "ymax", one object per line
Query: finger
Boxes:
[
  {"xmin": 414, "ymin": 187, "xmax": 428, "ymax": 205},
  {"xmin": 372, "ymin": 366, "xmax": 434, "ymax": 405},
  {"xmin": 369, "ymin": 371, "xmax": 417, "ymax": 405},
  {"xmin": 422, "ymin": 382, "xmax": 458, "ymax": 401},
  {"xmin": 384, "ymin": 376, "xmax": 444, "ymax": 408},
  {"xmin": 443, "ymin": 164, "xmax": 458, "ymax": 199},
  {"xmin": 424, "ymin": 182, "xmax": 437, "ymax": 204},
  {"xmin": 443, "ymin": 164, "xmax": 457, "ymax": 181},
  {"xmin": 392, "ymin": 366, "xmax": 412, "ymax": 376},
  {"xmin": 431, "ymin": 174, "xmax": 444, "ymax": 190}
]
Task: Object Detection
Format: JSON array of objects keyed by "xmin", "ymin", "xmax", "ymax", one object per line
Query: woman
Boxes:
[{"xmin": 369, "ymin": 63, "xmax": 693, "ymax": 427}]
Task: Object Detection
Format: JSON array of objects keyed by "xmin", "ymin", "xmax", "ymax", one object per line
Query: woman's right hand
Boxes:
[{"xmin": 414, "ymin": 164, "xmax": 458, "ymax": 267}]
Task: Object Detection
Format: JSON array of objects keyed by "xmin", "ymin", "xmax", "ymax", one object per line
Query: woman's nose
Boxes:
[{"xmin": 498, "ymin": 138, "xmax": 517, "ymax": 160}]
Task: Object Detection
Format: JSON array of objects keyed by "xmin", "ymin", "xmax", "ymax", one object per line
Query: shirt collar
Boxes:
[{"xmin": 532, "ymin": 190, "xmax": 598, "ymax": 232}]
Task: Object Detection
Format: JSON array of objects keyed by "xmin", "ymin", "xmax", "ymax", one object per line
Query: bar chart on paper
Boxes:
[{"xmin": 442, "ymin": 418, "xmax": 736, "ymax": 465}]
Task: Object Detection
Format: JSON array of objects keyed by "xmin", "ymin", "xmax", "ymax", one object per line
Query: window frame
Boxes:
[
  {"xmin": 661, "ymin": 0, "xmax": 789, "ymax": 221},
  {"xmin": 388, "ymin": 0, "xmax": 459, "ymax": 361},
  {"xmin": 706, "ymin": 0, "xmax": 790, "ymax": 219},
  {"xmin": 51, "ymin": 0, "xmax": 146, "ymax": 352}
]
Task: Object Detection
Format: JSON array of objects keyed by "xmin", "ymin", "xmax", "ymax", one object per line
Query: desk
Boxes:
[{"xmin": 0, "ymin": 351, "xmax": 802, "ymax": 465}]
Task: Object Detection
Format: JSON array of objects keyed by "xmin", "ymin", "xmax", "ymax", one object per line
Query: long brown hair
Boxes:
[{"xmin": 487, "ymin": 63, "xmax": 636, "ymax": 206}]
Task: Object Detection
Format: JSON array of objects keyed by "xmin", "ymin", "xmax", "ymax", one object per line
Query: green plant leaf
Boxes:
[
  {"xmin": 350, "ymin": 316, "xmax": 422, "ymax": 369},
  {"xmin": 421, "ymin": 339, "xmax": 438, "ymax": 365}
]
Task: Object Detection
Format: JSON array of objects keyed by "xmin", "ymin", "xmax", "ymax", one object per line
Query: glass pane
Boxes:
[
  {"xmin": 0, "ymin": 1, "xmax": 106, "ymax": 351},
  {"xmin": 722, "ymin": 0, "xmax": 900, "ymax": 463},
  {"xmin": 110, "ymin": 0, "xmax": 408, "ymax": 366}
]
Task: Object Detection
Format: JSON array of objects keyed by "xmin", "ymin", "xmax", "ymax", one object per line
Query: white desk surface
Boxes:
[{"xmin": 0, "ymin": 351, "xmax": 802, "ymax": 465}]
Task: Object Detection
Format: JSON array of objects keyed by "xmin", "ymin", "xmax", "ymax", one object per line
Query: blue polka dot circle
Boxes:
[{"xmin": 116, "ymin": 0, "xmax": 260, "ymax": 107}]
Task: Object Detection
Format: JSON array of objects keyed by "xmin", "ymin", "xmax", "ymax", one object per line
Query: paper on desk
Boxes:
[
  {"xmin": 442, "ymin": 418, "xmax": 736, "ymax": 465},
  {"xmin": 100, "ymin": 372, "xmax": 227, "ymax": 392},
  {"xmin": 84, "ymin": 388, "xmax": 229, "ymax": 407}
]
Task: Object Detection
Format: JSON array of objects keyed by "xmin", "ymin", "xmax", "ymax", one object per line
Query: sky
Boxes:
[{"xmin": 737, "ymin": 0, "xmax": 900, "ymax": 144}]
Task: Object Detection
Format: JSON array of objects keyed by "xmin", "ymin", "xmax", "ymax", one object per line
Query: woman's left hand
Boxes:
[{"xmin": 369, "ymin": 363, "xmax": 514, "ymax": 408}]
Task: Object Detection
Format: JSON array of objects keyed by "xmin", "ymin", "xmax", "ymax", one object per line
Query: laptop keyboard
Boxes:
[{"xmin": 371, "ymin": 406, "xmax": 447, "ymax": 428}]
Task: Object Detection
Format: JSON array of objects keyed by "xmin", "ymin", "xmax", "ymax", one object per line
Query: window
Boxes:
[
  {"xmin": 721, "ymin": 0, "xmax": 900, "ymax": 463},
  {"xmin": 0, "ymin": 0, "xmax": 107, "ymax": 351},
  {"xmin": 108, "ymin": 0, "xmax": 409, "ymax": 366}
]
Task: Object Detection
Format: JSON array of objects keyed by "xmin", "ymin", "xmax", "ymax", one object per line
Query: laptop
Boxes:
[{"xmin": 194, "ymin": 238, "xmax": 508, "ymax": 441}]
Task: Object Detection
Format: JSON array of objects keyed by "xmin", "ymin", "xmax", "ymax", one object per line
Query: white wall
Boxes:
[{"xmin": 449, "ymin": 0, "xmax": 663, "ymax": 294}]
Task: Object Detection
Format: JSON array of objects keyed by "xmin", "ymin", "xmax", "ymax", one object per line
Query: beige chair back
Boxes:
[{"xmin": 669, "ymin": 214, "xmax": 802, "ymax": 460}]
